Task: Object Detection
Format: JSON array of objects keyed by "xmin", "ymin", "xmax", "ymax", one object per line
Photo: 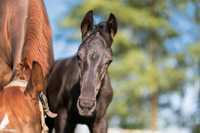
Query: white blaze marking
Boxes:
[{"xmin": 0, "ymin": 113, "xmax": 9, "ymax": 129}]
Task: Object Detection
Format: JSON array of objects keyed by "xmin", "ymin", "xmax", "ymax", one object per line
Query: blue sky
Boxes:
[
  {"xmin": 45, "ymin": 0, "xmax": 79, "ymax": 59},
  {"xmin": 165, "ymin": 2, "xmax": 200, "ymax": 53}
]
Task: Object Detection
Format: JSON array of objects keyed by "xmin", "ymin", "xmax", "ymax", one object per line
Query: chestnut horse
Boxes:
[
  {"xmin": 46, "ymin": 10, "xmax": 117, "ymax": 133},
  {"xmin": 0, "ymin": 0, "xmax": 54, "ymax": 132}
]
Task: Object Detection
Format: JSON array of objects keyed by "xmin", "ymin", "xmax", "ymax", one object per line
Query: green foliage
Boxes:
[
  {"xmin": 189, "ymin": 43, "xmax": 200, "ymax": 63},
  {"xmin": 188, "ymin": 43, "xmax": 200, "ymax": 81}
]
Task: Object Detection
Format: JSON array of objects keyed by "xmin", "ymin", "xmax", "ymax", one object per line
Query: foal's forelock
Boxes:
[{"xmin": 81, "ymin": 31, "xmax": 108, "ymax": 48}]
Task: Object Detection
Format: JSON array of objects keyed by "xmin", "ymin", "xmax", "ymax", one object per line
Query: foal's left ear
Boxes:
[
  {"xmin": 25, "ymin": 61, "xmax": 44, "ymax": 98},
  {"xmin": 107, "ymin": 13, "xmax": 118, "ymax": 38}
]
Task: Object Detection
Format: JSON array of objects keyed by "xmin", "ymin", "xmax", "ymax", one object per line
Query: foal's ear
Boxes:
[
  {"xmin": 107, "ymin": 13, "xmax": 118, "ymax": 38},
  {"xmin": 81, "ymin": 10, "xmax": 94, "ymax": 39},
  {"xmin": 25, "ymin": 61, "xmax": 44, "ymax": 98}
]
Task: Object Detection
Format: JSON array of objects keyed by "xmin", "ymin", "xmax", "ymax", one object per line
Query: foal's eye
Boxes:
[
  {"xmin": 77, "ymin": 54, "xmax": 81, "ymax": 61},
  {"xmin": 77, "ymin": 54, "xmax": 82, "ymax": 66},
  {"xmin": 105, "ymin": 59, "xmax": 112, "ymax": 65},
  {"xmin": 77, "ymin": 49, "xmax": 84, "ymax": 61}
]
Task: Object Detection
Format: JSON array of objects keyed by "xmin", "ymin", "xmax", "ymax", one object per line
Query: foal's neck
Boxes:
[{"xmin": 62, "ymin": 56, "xmax": 80, "ymax": 88}]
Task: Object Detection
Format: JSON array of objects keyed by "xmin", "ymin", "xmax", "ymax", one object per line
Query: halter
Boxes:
[{"xmin": 4, "ymin": 80, "xmax": 28, "ymax": 91}]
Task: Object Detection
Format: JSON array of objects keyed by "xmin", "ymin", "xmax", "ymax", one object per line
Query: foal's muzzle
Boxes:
[{"xmin": 77, "ymin": 97, "xmax": 96, "ymax": 117}]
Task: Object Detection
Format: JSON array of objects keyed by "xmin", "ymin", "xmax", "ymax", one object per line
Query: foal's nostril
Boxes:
[{"xmin": 79, "ymin": 99, "xmax": 94, "ymax": 109}]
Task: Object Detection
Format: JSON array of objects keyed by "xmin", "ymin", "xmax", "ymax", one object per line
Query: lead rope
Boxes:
[
  {"xmin": 39, "ymin": 101, "xmax": 48, "ymax": 133},
  {"xmin": 39, "ymin": 92, "xmax": 57, "ymax": 118},
  {"xmin": 38, "ymin": 93, "xmax": 57, "ymax": 133}
]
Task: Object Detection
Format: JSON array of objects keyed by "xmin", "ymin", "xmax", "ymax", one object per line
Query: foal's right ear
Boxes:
[
  {"xmin": 25, "ymin": 61, "xmax": 44, "ymax": 99},
  {"xmin": 81, "ymin": 10, "xmax": 94, "ymax": 39},
  {"xmin": 107, "ymin": 13, "xmax": 118, "ymax": 38}
]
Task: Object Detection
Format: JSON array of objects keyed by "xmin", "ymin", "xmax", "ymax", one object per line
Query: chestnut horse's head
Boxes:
[
  {"xmin": 0, "ymin": 62, "xmax": 45, "ymax": 133},
  {"xmin": 77, "ymin": 10, "xmax": 117, "ymax": 116}
]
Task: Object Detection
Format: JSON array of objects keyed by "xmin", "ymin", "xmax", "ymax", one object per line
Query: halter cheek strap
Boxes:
[{"xmin": 4, "ymin": 80, "xmax": 28, "ymax": 91}]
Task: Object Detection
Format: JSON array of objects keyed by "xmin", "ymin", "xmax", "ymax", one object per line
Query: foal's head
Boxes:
[
  {"xmin": 77, "ymin": 10, "xmax": 117, "ymax": 116},
  {"xmin": 0, "ymin": 62, "xmax": 45, "ymax": 133}
]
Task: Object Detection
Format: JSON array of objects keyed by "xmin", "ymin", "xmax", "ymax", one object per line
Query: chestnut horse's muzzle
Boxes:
[{"xmin": 77, "ymin": 97, "xmax": 96, "ymax": 117}]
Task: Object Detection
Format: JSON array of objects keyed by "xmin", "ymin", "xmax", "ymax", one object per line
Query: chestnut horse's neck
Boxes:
[
  {"xmin": 21, "ymin": 0, "xmax": 54, "ymax": 78},
  {"xmin": 0, "ymin": 0, "xmax": 54, "ymax": 83}
]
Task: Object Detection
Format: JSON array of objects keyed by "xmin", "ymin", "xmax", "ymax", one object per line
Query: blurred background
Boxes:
[{"xmin": 44, "ymin": 0, "xmax": 200, "ymax": 133}]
